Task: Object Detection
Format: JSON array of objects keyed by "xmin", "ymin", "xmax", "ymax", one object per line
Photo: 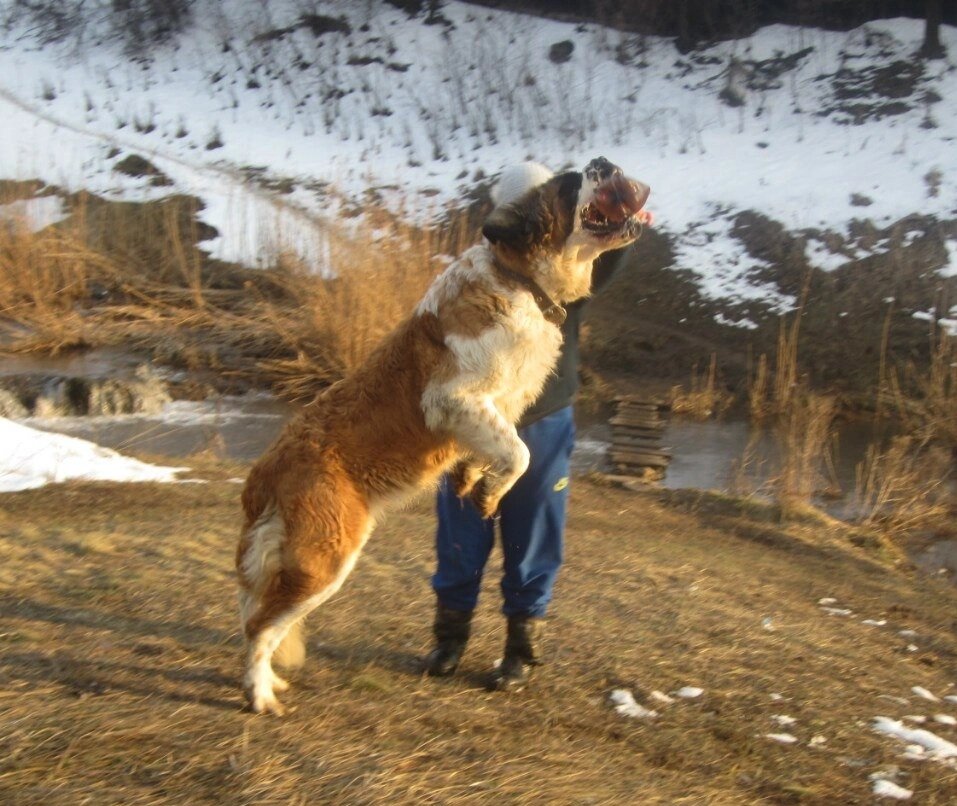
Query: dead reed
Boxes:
[
  {"xmin": 745, "ymin": 299, "xmax": 839, "ymax": 513},
  {"xmin": 0, "ymin": 189, "xmax": 475, "ymax": 396},
  {"xmin": 854, "ymin": 435, "xmax": 951, "ymax": 531},
  {"xmin": 669, "ymin": 352, "xmax": 733, "ymax": 419},
  {"xmin": 881, "ymin": 320, "xmax": 957, "ymax": 450}
]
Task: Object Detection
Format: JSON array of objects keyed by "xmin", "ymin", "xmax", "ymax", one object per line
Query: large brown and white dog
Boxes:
[{"xmin": 236, "ymin": 157, "xmax": 650, "ymax": 714}]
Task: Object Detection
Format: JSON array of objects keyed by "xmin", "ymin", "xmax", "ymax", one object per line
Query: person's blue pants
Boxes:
[{"xmin": 431, "ymin": 406, "xmax": 575, "ymax": 617}]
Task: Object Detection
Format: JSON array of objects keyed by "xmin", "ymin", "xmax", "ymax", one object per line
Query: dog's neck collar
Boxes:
[{"xmin": 490, "ymin": 260, "xmax": 567, "ymax": 327}]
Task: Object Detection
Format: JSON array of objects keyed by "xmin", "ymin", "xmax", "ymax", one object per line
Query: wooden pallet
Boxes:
[{"xmin": 608, "ymin": 397, "xmax": 672, "ymax": 478}]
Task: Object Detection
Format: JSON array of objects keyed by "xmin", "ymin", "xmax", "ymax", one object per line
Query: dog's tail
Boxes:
[{"xmin": 237, "ymin": 507, "xmax": 307, "ymax": 669}]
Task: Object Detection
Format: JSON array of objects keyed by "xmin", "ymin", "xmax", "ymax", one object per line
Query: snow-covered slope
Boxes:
[{"xmin": 0, "ymin": 1, "xmax": 955, "ymax": 312}]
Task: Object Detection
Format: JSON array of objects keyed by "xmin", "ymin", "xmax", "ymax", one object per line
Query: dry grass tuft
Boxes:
[
  {"xmin": 855, "ymin": 435, "xmax": 952, "ymax": 532},
  {"xmin": 0, "ymin": 190, "xmax": 475, "ymax": 397},
  {"xmin": 743, "ymin": 301, "xmax": 840, "ymax": 514},
  {"xmin": 267, "ymin": 211, "xmax": 468, "ymax": 400},
  {"xmin": 881, "ymin": 322, "xmax": 957, "ymax": 450},
  {"xmin": 748, "ymin": 313, "xmax": 802, "ymax": 422},
  {"xmin": 773, "ymin": 390, "xmax": 838, "ymax": 516},
  {"xmin": 669, "ymin": 353, "xmax": 733, "ymax": 419}
]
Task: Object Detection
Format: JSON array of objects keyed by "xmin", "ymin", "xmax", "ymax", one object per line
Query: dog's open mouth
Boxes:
[{"xmin": 580, "ymin": 176, "xmax": 650, "ymax": 236}]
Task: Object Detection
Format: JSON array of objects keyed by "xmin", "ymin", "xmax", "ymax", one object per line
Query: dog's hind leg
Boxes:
[{"xmin": 241, "ymin": 517, "xmax": 372, "ymax": 716}]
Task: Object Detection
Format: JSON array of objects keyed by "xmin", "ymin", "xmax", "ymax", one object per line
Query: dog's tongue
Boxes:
[{"xmin": 593, "ymin": 176, "xmax": 650, "ymax": 223}]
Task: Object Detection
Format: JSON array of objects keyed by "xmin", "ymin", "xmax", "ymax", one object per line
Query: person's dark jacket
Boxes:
[{"xmin": 518, "ymin": 247, "xmax": 628, "ymax": 428}]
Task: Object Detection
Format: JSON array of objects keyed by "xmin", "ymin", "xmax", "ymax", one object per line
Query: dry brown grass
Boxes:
[
  {"xmin": 2, "ymin": 474, "xmax": 956, "ymax": 804},
  {"xmin": 748, "ymin": 313, "xmax": 802, "ymax": 423},
  {"xmin": 0, "ymin": 190, "xmax": 471, "ymax": 397},
  {"xmin": 669, "ymin": 353, "xmax": 733, "ymax": 419},
  {"xmin": 855, "ymin": 436, "xmax": 952, "ymax": 532},
  {"xmin": 744, "ymin": 307, "xmax": 955, "ymax": 531},
  {"xmin": 743, "ymin": 304, "xmax": 840, "ymax": 514},
  {"xmin": 773, "ymin": 391, "xmax": 839, "ymax": 515},
  {"xmin": 881, "ymin": 323, "xmax": 957, "ymax": 450},
  {"xmin": 262, "ymin": 207, "xmax": 470, "ymax": 400},
  {"xmin": 860, "ymin": 319, "xmax": 957, "ymax": 534}
]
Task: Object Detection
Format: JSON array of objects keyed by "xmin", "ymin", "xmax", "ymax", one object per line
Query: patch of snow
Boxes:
[
  {"xmin": 912, "ymin": 686, "xmax": 940, "ymax": 702},
  {"xmin": 903, "ymin": 715, "xmax": 927, "ymax": 724},
  {"xmin": 898, "ymin": 629, "xmax": 918, "ymax": 638},
  {"xmin": 771, "ymin": 715, "xmax": 797, "ymax": 727},
  {"xmin": 765, "ymin": 733, "xmax": 797, "ymax": 744},
  {"xmin": 609, "ymin": 689, "xmax": 658, "ymax": 719},
  {"xmin": 0, "ymin": 196, "xmax": 67, "ymax": 232},
  {"xmin": 902, "ymin": 745, "xmax": 927, "ymax": 762},
  {"xmin": 821, "ymin": 606, "xmax": 853, "ymax": 616},
  {"xmin": 714, "ymin": 312, "xmax": 759, "ymax": 330},
  {"xmin": 945, "ymin": 695, "xmax": 957, "ymax": 705},
  {"xmin": 862, "ymin": 619, "xmax": 887, "ymax": 626},
  {"xmin": 804, "ymin": 238, "xmax": 850, "ymax": 272},
  {"xmin": 675, "ymin": 686, "xmax": 704, "ymax": 699},
  {"xmin": 871, "ymin": 779, "xmax": 912, "ymax": 800},
  {"xmin": 818, "ymin": 597, "xmax": 838, "ymax": 605},
  {"xmin": 941, "ymin": 240, "xmax": 957, "ymax": 279},
  {"xmin": 933, "ymin": 714, "xmax": 957, "ymax": 726},
  {"xmin": 673, "ymin": 210, "xmax": 795, "ymax": 312},
  {"xmin": 873, "ymin": 717, "xmax": 957, "ymax": 761},
  {"xmin": 0, "ymin": 417, "xmax": 185, "ymax": 492}
]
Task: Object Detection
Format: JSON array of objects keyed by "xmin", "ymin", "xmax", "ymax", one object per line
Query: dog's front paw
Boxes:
[
  {"xmin": 470, "ymin": 478, "xmax": 503, "ymax": 520},
  {"xmin": 451, "ymin": 460, "xmax": 483, "ymax": 498}
]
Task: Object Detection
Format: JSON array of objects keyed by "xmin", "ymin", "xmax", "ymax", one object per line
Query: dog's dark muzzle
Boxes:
[
  {"xmin": 580, "ymin": 159, "xmax": 650, "ymax": 237},
  {"xmin": 584, "ymin": 156, "xmax": 622, "ymax": 185}
]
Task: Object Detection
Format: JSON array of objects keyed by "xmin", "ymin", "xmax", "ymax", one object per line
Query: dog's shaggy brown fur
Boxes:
[{"xmin": 237, "ymin": 158, "xmax": 649, "ymax": 714}]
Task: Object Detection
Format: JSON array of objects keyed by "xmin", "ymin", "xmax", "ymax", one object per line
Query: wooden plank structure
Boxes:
[{"xmin": 608, "ymin": 397, "xmax": 672, "ymax": 480}]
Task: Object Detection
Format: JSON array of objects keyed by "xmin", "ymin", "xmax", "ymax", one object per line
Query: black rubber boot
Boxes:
[
  {"xmin": 424, "ymin": 605, "xmax": 473, "ymax": 677},
  {"xmin": 487, "ymin": 615, "xmax": 544, "ymax": 692}
]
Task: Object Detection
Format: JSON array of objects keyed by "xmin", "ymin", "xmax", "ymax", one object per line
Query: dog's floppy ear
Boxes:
[
  {"xmin": 483, "ymin": 171, "xmax": 584, "ymax": 254},
  {"xmin": 555, "ymin": 170, "xmax": 584, "ymax": 217},
  {"xmin": 482, "ymin": 203, "xmax": 541, "ymax": 253}
]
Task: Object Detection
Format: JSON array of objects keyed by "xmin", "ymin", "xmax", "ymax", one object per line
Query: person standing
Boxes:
[{"xmin": 424, "ymin": 162, "xmax": 648, "ymax": 691}]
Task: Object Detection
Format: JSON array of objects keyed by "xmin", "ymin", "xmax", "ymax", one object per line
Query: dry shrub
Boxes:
[
  {"xmin": 855, "ymin": 436, "xmax": 951, "ymax": 531},
  {"xmin": 864, "ymin": 321, "xmax": 956, "ymax": 532},
  {"xmin": 749, "ymin": 312, "xmax": 801, "ymax": 421},
  {"xmin": 670, "ymin": 352, "xmax": 733, "ymax": 419},
  {"xmin": 743, "ymin": 299, "xmax": 839, "ymax": 514},
  {"xmin": 882, "ymin": 323, "xmax": 957, "ymax": 450},
  {"xmin": 0, "ymin": 214, "xmax": 115, "ymax": 352},
  {"xmin": 1, "ymin": 187, "xmax": 478, "ymax": 396},
  {"xmin": 262, "ymin": 209, "xmax": 472, "ymax": 400},
  {"xmin": 774, "ymin": 390, "xmax": 837, "ymax": 515},
  {"xmin": 0, "ymin": 191, "xmax": 212, "ymax": 350}
]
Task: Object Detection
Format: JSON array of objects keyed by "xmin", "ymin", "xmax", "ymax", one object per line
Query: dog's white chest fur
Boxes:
[{"xmin": 418, "ymin": 245, "xmax": 563, "ymax": 429}]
